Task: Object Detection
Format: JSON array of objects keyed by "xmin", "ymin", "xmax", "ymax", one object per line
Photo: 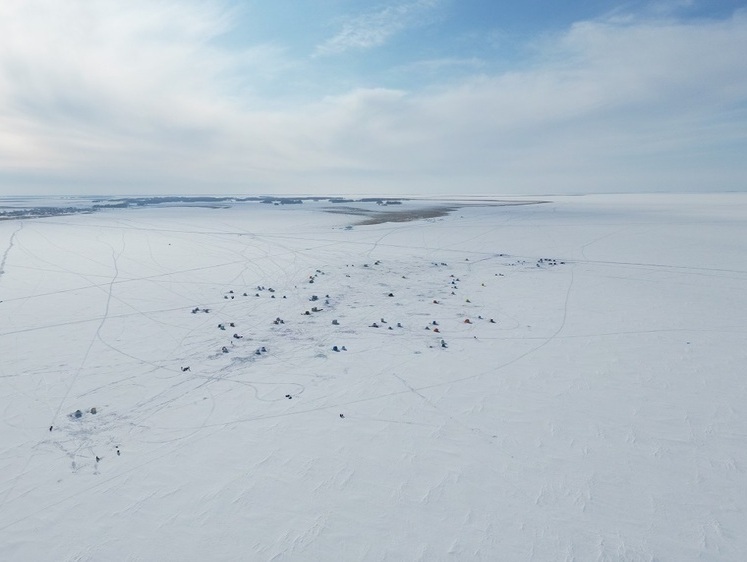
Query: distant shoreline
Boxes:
[
  {"xmin": 0, "ymin": 195, "xmax": 548, "ymax": 223},
  {"xmin": 324, "ymin": 199, "xmax": 548, "ymax": 225}
]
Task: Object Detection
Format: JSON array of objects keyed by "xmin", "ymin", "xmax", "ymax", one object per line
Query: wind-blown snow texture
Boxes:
[{"xmin": 1, "ymin": 194, "xmax": 746, "ymax": 561}]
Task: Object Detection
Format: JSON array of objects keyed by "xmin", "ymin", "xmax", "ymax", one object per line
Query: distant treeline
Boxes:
[
  {"xmin": 0, "ymin": 207, "xmax": 94, "ymax": 220},
  {"xmin": 95, "ymin": 196, "xmax": 404, "ymax": 207},
  {"xmin": 1, "ymin": 195, "xmax": 406, "ymax": 220}
]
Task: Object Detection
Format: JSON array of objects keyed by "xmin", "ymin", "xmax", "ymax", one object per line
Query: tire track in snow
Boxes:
[
  {"xmin": 0, "ymin": 221, "xmax": 23, "ymax": 282},
  {"xmin": 50, "ymin": 241, "xmax": 122, "ymax": 423},
  {"xmin": 0, "ymin": 237, "xmax": 124, "ymax": 513}
]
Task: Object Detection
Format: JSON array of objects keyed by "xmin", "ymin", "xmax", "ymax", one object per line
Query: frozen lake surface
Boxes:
[{"xmin": 1, "ymin": 194, "xmax": 746, "ymax": 560}]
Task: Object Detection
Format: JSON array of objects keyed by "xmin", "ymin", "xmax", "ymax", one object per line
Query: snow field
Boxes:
[{"xmin": 0, "ymin": 195, "xmax": 746, "ymax": 560}]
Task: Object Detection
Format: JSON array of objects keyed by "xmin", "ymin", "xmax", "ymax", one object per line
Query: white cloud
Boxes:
[
  {"xmin": 0, "ymin": 2, "xmax": 746, "ymax": 194},
  {"xmin": 314, "ymin": 0, "xmax": 442, "ymax": 56},
  {"xmin": 0, "ymin": 1, "xmax": 285, "ymax": 178},
  {"xmin": 302, "ymin": 11, "xmax": 747, "ymax": 192}
]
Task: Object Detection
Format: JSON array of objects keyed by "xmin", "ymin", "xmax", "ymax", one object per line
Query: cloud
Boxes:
[
  {"xmin": 314, "ymin": 0, "xmax": 442, "ymax": 56},
  {"xmin": 0, "ymin": 2, "xmax": 745, "ymax": 195},
  {"xmin": 302, "ymin": 10, "xmax": 747, "ymax": 192},
  {"xmin": 0, "ymin": 1, "xmax": 285, "ymax": 179}
]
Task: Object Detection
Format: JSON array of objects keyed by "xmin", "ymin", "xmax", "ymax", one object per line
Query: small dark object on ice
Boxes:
[
  {"xmin": 341, "ymin": 346, "xmax": 347, "ymax": 351},
  {"xmin": 332, "ymin": 319, "xmax": 339, "ymax": 325},
  {"xmin": 489, "ymin": 318, "xmax": 496, "ymax": 324},
  {"xmin": 49, "ymin": 425, "xmax": 53, "ymax": 432},
  {"xmin": 332, "ymin": 345, "xmax": 340, "ymax": 352},
  {"xmin": 181, "ymin": 366, "xmax": 190, "ymax": 372},
  {"xmin": 73, "ymin": 410, "xmax": 82, "ymax": 419},
  {"xmin": 388, "ymin": 293, "xmax": 394, "ymax": 297},
  {"xmin": 261, "ymin": 346, "xmax": 267, "ymax": 353},
  {"xmin": 96, "ymin": 456, "xmax": 100, "ymax": 463},
  {"xmin": 441, "ymin": 339, "xmax": 447, "ymax": 348},
  {"xmin": 229, "ymin": 322, "xmax": 235, "ymax": 327},
  {"xmin": 397, "ymin": 322, "xmax": 402, "ymax": 328},
  {"xmin": 370, "ymin": 323, "xmax": 379, "ymax": 328},
  {"xmin": 116, "ymin": 449, "xmax": 120, "ymax": 456},
  {"xmin": 218, "ymin": 323, "xmax": 225, "ymax": 330},
  {"xmin": 222, "ymin": 346, "xmax": 229, "ymax": 353},
  {"xmin": 339, "ymin": 414, "xmax": 345, "ymax": 418},
  {"xmin": 233, "ymin": 333, "xmax": 243, "ymax": 339},
  {"xmin": 90, "ymin": 407, "xmax": 97, "ymax": 414},
  {"xmin": 285, "ymin": 394, "xmax": 292, "ymax": 399}
]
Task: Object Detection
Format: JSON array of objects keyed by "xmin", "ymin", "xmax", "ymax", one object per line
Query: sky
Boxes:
[{"xmin": 0, "ymin": 0, "xmax": 746, "ymax": 196}]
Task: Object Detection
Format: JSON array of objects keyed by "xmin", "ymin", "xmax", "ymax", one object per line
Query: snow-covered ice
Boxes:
[{"xmin": 1, "ymin": 194, "xmax": 746, "ymax": 560}]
